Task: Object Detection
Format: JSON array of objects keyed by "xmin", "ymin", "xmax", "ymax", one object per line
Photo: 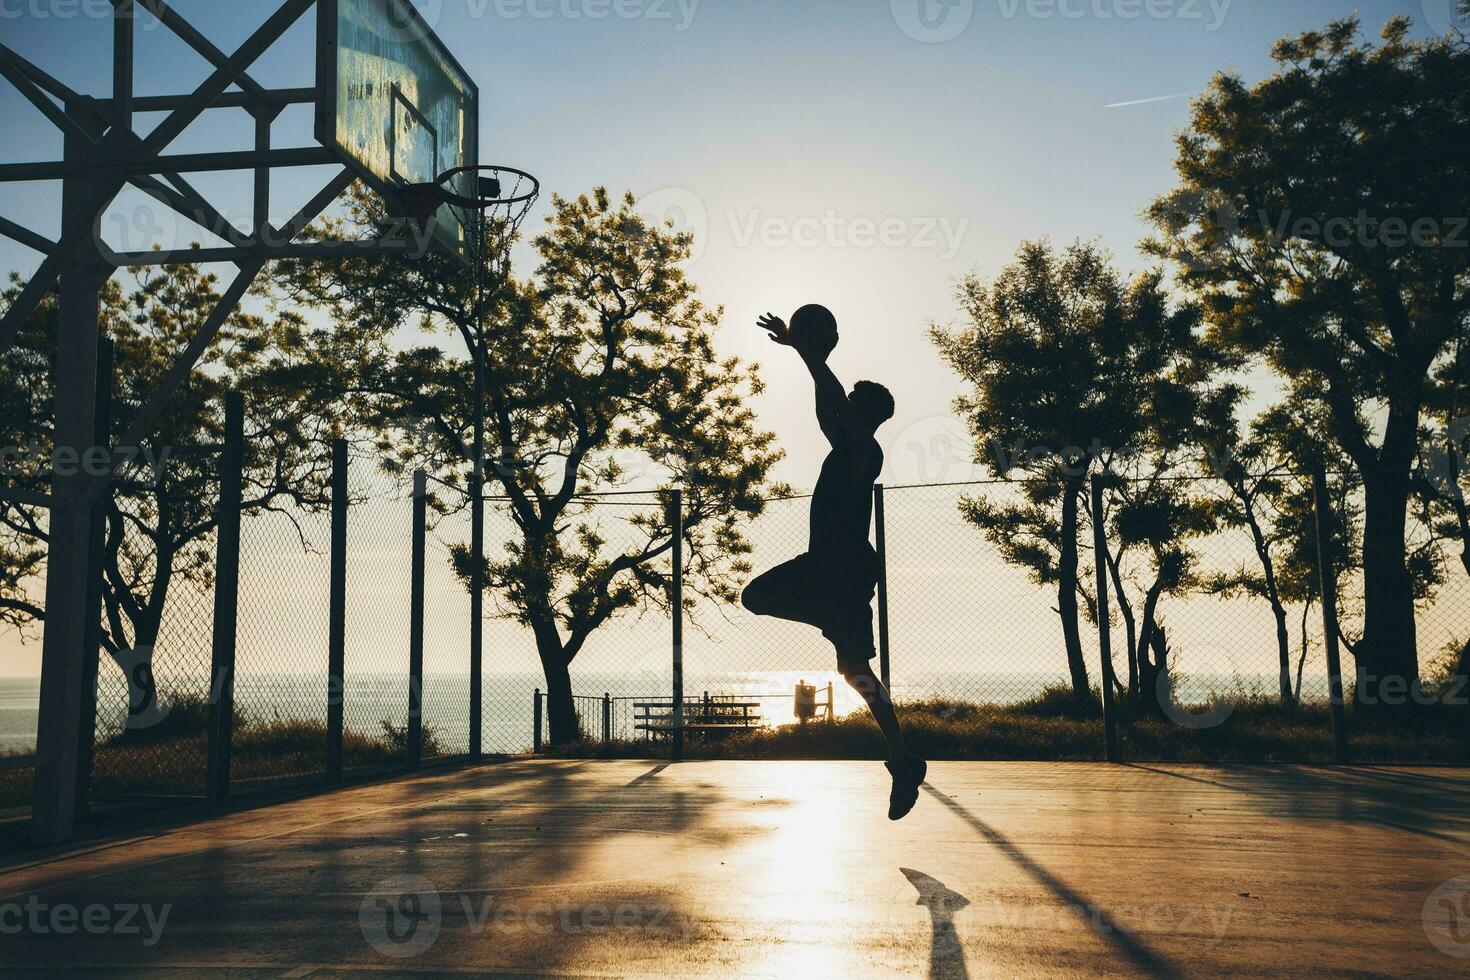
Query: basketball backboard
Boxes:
[{"xmin": 316, "ymin": 0, "xmax": 479, "ymax": 261}]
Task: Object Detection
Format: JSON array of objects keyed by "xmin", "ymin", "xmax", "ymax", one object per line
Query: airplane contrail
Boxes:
[{"xmin": 1104, "ymin": 92, "xmax": 1196, "ymax": 109}]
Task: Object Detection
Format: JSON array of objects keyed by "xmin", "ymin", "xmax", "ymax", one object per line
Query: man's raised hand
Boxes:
[{"xmin": 757, "ymin": 313, "xmax": 794, "ymax": 347}]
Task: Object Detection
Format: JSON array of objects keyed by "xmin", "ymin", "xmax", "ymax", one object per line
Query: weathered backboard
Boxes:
[{"xmin": 316, "ymin": 0, "xmax": 479, "ymax": 260}]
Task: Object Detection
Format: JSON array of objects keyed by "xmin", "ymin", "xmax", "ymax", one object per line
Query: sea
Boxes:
[{"xmin": 0, "ymin": 667, "xmax": 1309, "ymax": 755}]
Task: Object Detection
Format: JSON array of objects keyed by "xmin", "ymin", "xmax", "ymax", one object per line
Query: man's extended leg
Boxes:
[
  {"xmin": 839, "ymin": 659, "xmax": 905, "ymax": 760},
  {"xmin": 838, "ymin": 651, "xmax": 926, "ymax": 821}
]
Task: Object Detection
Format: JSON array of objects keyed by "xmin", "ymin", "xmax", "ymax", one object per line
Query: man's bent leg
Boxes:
[
  {"xmin": 839, "ymin": 659, "xmax": 905, "ymax": 761},
  {"xmin": 742, "ymin": 555, "xmax": 829, "ymax": 628}
]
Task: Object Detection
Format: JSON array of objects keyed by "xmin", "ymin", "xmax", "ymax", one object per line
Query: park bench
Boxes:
[{"xmin": 634, "ymin": 695, "xmax": 762, "ymax": 738}]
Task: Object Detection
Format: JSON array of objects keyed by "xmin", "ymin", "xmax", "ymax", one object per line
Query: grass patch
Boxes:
[
  {"xmin": 539, "ymin": 686, "xmax": 1470, "ymax": 764},
  {"xmin": 0, "ymin": 693, "xmax": 424, "ymax": 809}
]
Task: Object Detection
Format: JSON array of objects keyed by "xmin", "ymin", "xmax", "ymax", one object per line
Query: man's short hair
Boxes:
[{"xmin": 851, "ymin": 381, "xmax": 895, "ymax": 427}]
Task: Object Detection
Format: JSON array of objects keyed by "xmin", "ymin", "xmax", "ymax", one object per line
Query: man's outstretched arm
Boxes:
[{"xmin": 757, "ymin": 313, "xmax": 861, "ymax": 451}]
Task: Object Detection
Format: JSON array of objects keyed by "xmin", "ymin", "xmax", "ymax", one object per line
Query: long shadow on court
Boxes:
[
  {"xmin": 0, "ymin": 760, "xmax": 752, "ymax": 976},
  {"xmin": 902, "ymin": 867, "xmax": 971, "ymax": 980},
  {"xmin": 1123, "ymin": 764, "xmax": 1470, "ymax": 853},
  {"xmin": 922, "ymin": 783, "xmax": 1177, "ymax": 979}
]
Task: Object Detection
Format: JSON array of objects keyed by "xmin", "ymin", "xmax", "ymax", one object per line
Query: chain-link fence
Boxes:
[
  {"xmin": 7, "ymin": 448, "xmax": 1470, "ymax": 824},
  {"xmin": 481, "ymin": 474, "xmax": 1470, "ymax": 759}
]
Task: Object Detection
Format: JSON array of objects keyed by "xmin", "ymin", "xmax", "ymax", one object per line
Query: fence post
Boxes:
[
  {"xmin": 326, "ymin": 438, "xmax": 348, "ymax": 782},
  {"xmin": 1312, "ymin": 466, "xmax": 1350, "ymax": 763},
  {"xmin": 206, "ymin": 391, "xmax": 244, "ymax": 804},
  {"xmin": 602, "ymin": 692, "xmax": 611, "ymax": 744},
  {"xmin": 873, "ymin": 483, "xmax": 892, "ymax": 690},
  {"xmin": 671, "ymin": 489, "xmax": 684, "ymax": 761},
  {"xmin": 1090, "ymin": 475, "xmax": 1121, "ymax": 763},
  {"xmin": 407, "ymin": 470, "xmax": 427, "ymax": 770},
  {"xmin": 470, "ymin": 462, "xmax": 483, "ymax": 762},
  {"xmin": 76, "ymin": 337, "xmax": 113, "ymax": 816},
  {"xmin": 533, "ymin": 689, "xmax": 543, "ymax": 754}
]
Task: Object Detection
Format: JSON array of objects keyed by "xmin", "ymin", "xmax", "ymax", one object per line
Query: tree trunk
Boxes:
[
  {"xmin": 1242, "ymin": 503, "xmax": 1293, "ymax": 704},
  {"xmin": 1271, "ymin": 602, "xmax": 1293, "ymax": 705},
  {"xmin": 1138, "ymin": 625, "xmax": 1170, "ymax": 720},
  {"xmin": 1357, "ymin": 467, "xmax": 1420, "ymax": 710},
  {"xmin": 532, "ymin": 619, "xmax": 578, "ymax": 744},
  {"xmin": 1106, "ymin": 552, "xmax": 1138, "ymax": 700},
  {"xmin": 1057, "ymin": 480, "xmax": 1090, "ymax": 700},
  {"xmin": 1135, "ymin": 580, "xmax": 1166, "ymax": 716}
]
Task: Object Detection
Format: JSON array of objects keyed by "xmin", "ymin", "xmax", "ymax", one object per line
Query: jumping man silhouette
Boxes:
[{"xmin": 741, "ymin": 305, "xmax": 927, "ymax": 820}]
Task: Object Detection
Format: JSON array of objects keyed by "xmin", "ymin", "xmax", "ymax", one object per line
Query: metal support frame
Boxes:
[
  {"xmin": 408, "ymin": 470, "xmax": 427, "ymax": 771},
  {"xmin": 30, "ymin": 116, "xmax": 108, "ymax": 844},
  {"xmin": 326, "ymin": 438, "xmax": 349, "ymax": 782},
  {"xmin": 207, "ymin": 392, "xmax": 245, "ymax": 804},
  {"xmin": 671, "ymin": 490, "xmax": 685, "ymax": 762},
  {"xmin": 873, "ymin": 484, "xmax": 892, "ymax": 690},
  {"xmin": 74, "ymin": 338, "xmax": 115, "ymax": 816},
  {"xmin": 532, "ymin": 689, "xmax": 543, "ymax": 755},
  {"xmin": 0, "ymin": 1, "xmax": 440, "ymax": 841}
]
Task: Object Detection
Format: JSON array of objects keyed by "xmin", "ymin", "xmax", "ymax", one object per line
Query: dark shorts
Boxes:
[{"xmin": 741, "ymin": 549, "xmax": 879, "ymax": 669}]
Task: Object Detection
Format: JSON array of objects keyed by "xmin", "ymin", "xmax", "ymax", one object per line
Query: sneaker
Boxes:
[{"xmin": 885, "ymin": 753, "xmax": 927, "ymax": 821}]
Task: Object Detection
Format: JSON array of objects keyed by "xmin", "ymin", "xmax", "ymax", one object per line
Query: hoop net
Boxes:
[{"xmin": 442, "ymin": 166, "xmax": 540, "ymax": 308}]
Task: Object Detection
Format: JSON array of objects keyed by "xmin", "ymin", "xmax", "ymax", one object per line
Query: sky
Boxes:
[{"xmin": 0, "ymin": 0, "xmax": 1461, "ymax": 680}]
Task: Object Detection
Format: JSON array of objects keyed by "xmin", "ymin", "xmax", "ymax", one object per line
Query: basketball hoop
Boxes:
[
  {"xmin": 435, "ymin": 165, "xmax": 541, "ymax": 210},
  {"xmin": 399, "ymin": 164, "xmax": 540, "ymax": 290}
]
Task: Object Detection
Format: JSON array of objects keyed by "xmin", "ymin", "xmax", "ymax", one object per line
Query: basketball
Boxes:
[{"xmin": 790, "ymin": 304, "xmax": 839, "ymax": 358}]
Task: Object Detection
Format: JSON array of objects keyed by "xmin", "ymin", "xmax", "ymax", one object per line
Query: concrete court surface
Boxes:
[{"xmin": 0, "ymin": 760, "xmax": 1468, "ymax": 978}]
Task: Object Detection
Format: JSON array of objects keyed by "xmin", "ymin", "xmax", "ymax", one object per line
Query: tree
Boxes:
[
  {"xmin": 932, "ymin": 240, "xmax": 1207, "ymax": 701},
  {"xmin": 274, "ymin": 189, "xmax": 783, "ymax": 744},
  {"xmin": 1092, "ymin": 454, "xmax": 1218, "ymax": 712},
  {"xmin": 1145, "ymin": 18, "xmax": 1470, "ymax": 707},
  {"xmin": 0, "ymin": 263, "xmax": 356, "ymax": 725},
  {"xmin": 1419, "ymin": 337, "xmax": 1470, "ymax": 576}
]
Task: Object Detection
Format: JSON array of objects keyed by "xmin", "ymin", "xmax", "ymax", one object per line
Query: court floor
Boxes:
[{"xmin": 1, "ymin": 759, "xmax": 1467, "ymax": 977}]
